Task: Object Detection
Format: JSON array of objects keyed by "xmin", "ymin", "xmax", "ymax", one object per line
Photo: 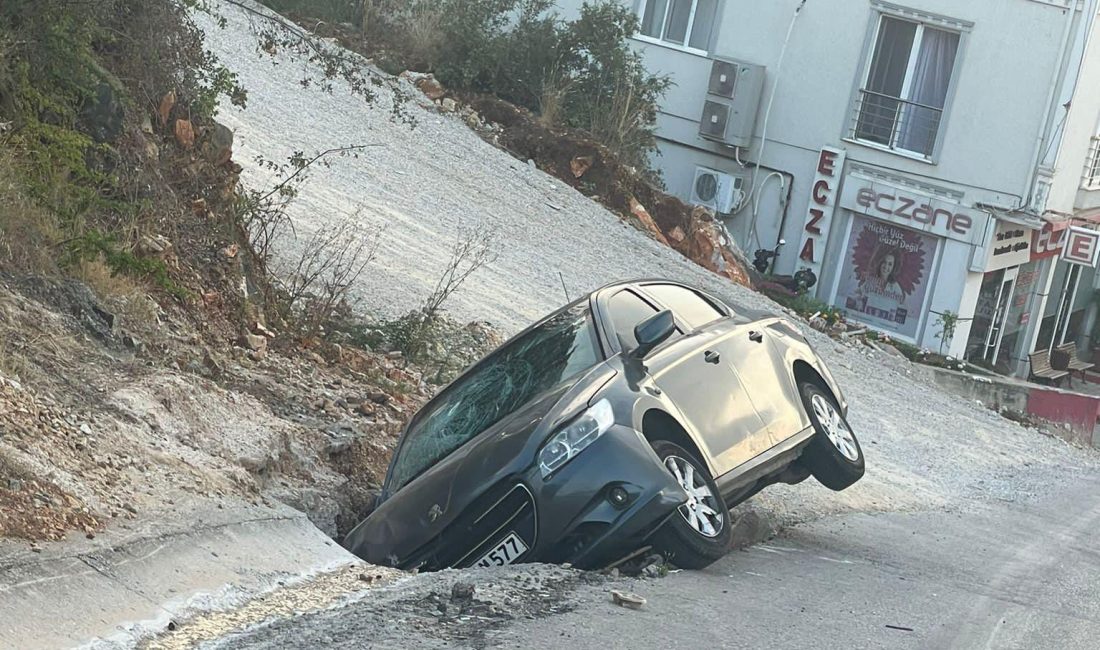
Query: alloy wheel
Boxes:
[
  {"xmin": 811, "ymin": 393, "xmax": 860, "ymax": 462},
  {"xmin": 664, "ymin": 455, "xmax": 724, "ymax": 538}
]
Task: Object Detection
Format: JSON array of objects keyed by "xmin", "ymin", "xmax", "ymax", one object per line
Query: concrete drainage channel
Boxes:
[{"xmin": 0, "ymin": 493, "xmax": 783, "ymax": 649}]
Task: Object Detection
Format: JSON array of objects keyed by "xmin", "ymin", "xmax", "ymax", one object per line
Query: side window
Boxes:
[
  {"xmin": 639, "ymin": 0, "xmax": 718, "ymax": 52},
  {"xmin": 608, "ymin": 290, "xmax": 664, "ymax": 350},
  {"xmin": 645, "ymin": 284, "xmax": 725, "ymax": 330}
]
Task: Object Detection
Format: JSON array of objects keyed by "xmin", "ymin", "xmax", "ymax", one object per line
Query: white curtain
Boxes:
[{"xmin": 898, "ymin": 27, "xmax": 959, "ymax": 155}]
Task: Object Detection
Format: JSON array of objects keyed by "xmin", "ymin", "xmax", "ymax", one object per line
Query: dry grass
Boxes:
[
  {"xmin": 585, "ymin": 71, "xmax": 655, "ymax": 169},
  {"xmin": 75, "ymin": 257, "xmax": 160, "ymax": 329},
  {"xmin": 538, "ymin": 66, "xmax": 573, "ymax": 129},
  {"xmin": 401, "ymin": 3, "xmax": 445, "ymax": 69},
  {"xmin": 0, "ymin": 154, "xmax": 62, "ymax": 275}
]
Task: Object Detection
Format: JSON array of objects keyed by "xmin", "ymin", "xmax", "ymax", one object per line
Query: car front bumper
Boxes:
[{"xmin": 392, "ymin": 424, "xmax": 688, "ymax": 571}]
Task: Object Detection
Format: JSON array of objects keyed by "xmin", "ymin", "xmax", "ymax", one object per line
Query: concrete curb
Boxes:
[{"xmin": 0, "ymin": 504, "xmax": 359, "ymax": 649}]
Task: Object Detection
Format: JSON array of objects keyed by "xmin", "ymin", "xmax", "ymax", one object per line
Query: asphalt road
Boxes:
[{"xmin": 212, "ymin": 473, "xmax": 1100, "ymax": 649}]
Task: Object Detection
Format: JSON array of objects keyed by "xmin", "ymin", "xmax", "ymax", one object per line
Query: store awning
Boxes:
[{"xmin": 987, "ymin": 207, "xmax": 1044, "ymax": 230}]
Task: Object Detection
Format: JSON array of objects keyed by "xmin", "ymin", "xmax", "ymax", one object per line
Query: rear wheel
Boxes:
[
  {"xmin": 799, "ymin": 382, "xmax": 864, "ymax": 490},
  {"xmin": 648, "ymin": 440, "xmax": 732, "ymax": 569}
]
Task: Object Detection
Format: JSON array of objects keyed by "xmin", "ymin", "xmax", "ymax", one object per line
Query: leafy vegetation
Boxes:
[{"xmin": 260, "ymin": 0, "xmax": 670, "ymax": 171}]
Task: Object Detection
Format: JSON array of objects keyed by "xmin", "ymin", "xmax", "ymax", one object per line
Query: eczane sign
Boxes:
[
  {"xmin": 838, "ymin": 176, "xmax": 989, "ymax": 246},
  {"xmin": 1060, "ymin": 226, "xmax": 1100, "ymax": 267},
  {"xmin": 796, "ymin": 147, "xmax": 846, "ymax": 277}
]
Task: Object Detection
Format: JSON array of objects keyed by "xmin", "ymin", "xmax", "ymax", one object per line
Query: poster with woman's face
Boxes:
[{"xmin": 835, "ymin": 216, "xmax": 937, "ymax": 340}]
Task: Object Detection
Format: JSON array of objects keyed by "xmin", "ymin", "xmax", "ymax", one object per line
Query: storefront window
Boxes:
[
  {"xmin": 835, "ymin": 215, "xmax": 939, "ymax": 340},
  {"xmin": 1036, "ymin": 262, "xmax": 1089, "ymax": 352}
]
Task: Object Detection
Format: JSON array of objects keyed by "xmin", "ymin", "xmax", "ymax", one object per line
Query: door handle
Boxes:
[
  {"xmin": 748, "ymin": 331, "xmax": 764, "ymax": 343},
  {"xmin": 704, "ymin": 350, "xmax": 721, "ymax": 364}
]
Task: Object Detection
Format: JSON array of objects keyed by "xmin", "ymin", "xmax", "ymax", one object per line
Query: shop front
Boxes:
[
  {"xmin": 964, "ymin": 221, "xmax": 1040, "ymax": 373},
  {"xmin": 1034, "ymin": 225, "xmax": 1100, "ymax": 363},
  {"xmin": 823, "ymin": 171, "xmax": 992, "ymax": 351},
  {"xmin": 964, "ymin": 218, "xmax": 1100, "ymax": 378}
]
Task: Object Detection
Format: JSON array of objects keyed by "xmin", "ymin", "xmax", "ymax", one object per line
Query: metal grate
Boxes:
[
  {"xmin": 406, "ymin": 483, "xmax": 538, "ymax": 571},
  {"xmin": 850, "ymin": 89, "xmax": 943, "ymax": 158}
]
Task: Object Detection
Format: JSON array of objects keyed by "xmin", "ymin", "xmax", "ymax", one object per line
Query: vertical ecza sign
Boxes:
[{"xmin": 797, "ymin": 147, "xmax": 846, "ymax": 278}]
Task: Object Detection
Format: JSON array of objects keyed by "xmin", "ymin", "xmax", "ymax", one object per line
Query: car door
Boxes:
[
  {"xmin": 713, "ymin": 322, "xmax": 805, "ymax": 449},
  {"xmin": 603, "ymin": 287, "xmax": 769, "ymax": 475},
  {"xmin": 639, "ymin": 284, "xmax": 780, "ymax": 475}
]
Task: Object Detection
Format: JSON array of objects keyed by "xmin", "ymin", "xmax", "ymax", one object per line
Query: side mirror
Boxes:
[{"xmin": 632, "ymin": 310, "xmax": 676, "ymax": 359}]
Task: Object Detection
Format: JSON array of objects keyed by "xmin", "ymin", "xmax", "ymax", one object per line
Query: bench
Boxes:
[
  {"xmin": 1054, "ymin": 342, "xmax": 1094, "ymax": 386},
  {"xmin": 1029, "ymin": 349, "xmax": 1069, "ymax": 386}
]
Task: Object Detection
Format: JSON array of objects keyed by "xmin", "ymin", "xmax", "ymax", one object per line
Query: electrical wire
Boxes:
[{"xmin": 735, "ymin": 0, "xmax": 808, "ymax": 233}]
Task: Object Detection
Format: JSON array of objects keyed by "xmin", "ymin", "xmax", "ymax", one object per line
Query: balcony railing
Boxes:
[
  {"xmin": 1083, "ymin": 137, "xmax": 1100, "ymax": 190},
  {"xmin": 849, "ymin": 89, "xmax": 943, "ymax": 159}
]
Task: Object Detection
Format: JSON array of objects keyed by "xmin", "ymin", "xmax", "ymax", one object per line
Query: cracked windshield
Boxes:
[{"xmin": 2, "ymin": 0, "xmax": 1099, "ymax": 648}]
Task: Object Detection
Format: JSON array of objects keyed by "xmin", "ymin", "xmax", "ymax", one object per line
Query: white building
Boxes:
[{"xmin": 554, "ymin": 0, "xmax": 1100, "ymax": 375}]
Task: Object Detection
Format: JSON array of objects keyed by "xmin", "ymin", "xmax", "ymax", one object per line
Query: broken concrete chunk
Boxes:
[{"xmin": 610, "ymin": 590, "xmax": 646, "ymax": 609}]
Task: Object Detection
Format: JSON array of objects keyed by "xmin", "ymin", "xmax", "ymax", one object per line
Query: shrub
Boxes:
[{"xmin": 346, "ymin": 0, "xmax": 669, "ymax": 171}]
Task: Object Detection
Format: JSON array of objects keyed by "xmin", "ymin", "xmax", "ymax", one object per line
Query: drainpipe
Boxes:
[{"xmin": 1024, "ymin": 0, "xmax": 1088, "ymax": 209}]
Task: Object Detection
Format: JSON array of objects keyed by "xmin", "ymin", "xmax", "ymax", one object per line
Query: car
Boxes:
[{"xmin": 343, "ymin": 279, "xmax": 864, "ymax": 571}]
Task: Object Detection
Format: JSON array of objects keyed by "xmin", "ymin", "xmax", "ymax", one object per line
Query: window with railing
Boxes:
[
  {"xmin": 850, "ymin": 15, "xmax": 960, "ymax": 159},
  {"xmin": 1083, "ymin": 137, "xmax": 1100, "ymax": 190}
]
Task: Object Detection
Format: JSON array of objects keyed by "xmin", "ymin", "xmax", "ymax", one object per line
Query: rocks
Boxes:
[
  {"xmin": 368, "ymin": 391, "xmax": 390, "ymax": 405},
  {"xmin": 174, "ymin": 118, "xmax": 195, "ymax": 149},
  {"xmin": 439, "ymin": 98, "xmax": 457, "ymax": 113},
  {"xmin": 627, "ymin": 197, "xmax": 670, "ymax": 247},
  {"xmin": 203, "ymin": 121, "xmax": 234, "ymax": 166},
  {"xmin": 610, "ymin": 590, "xmax": 646, "ymax": 610},
  {"xmin": 450, "ymin": 581, "xmax": 475, "ymax": 601},
  {"xmin": 158, "ymin": 90, "xmax": 176, "ymax": 126},
  {"xmin": 570, "ymin": 156, "xmax": 594, "ymax": 178},
  {"xmin": 82, "ymin": 82, "xmax": 125, "ymax": 143},
  {"xmin": 412, "ymin": 74, "xmax": 446, "ymax": 101},
  {"xmin": 241, "ymin": 333, "xmax": 267, "ymax": 353},
  {"xmin": 136, "ymin": 234, "xmax": 173, "ymax": 258},
  {"xmin": 8, "ymin": 479, "xmax": 23, "ymax": 492}
]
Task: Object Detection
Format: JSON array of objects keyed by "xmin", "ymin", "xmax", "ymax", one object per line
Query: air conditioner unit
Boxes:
[
  {"xmin": 708, "ymin": 59, "xmax": 739, "ymax": 99},
  {"xmin": 691, "ymin": 166, "xmax": 745, "ymax": 214},
  {"xmin": 698, "ymin": 58, "xmax": 765, "ymax": 148}
]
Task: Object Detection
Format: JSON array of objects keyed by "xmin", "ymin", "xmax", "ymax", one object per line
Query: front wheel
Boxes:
[
  {"xmin": 648, "ymin": 440, "xmax": 732, "ymax": 569},
  {"xmin": 799, "ymin": 382, "xmax": 865, "ymax": 491}
]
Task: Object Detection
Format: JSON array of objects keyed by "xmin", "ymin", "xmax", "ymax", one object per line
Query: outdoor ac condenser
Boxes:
[
  {"xmin": 691, "ymin": 166, "xmax": 745, "ymax": 215},
  {"xmin": 698, "ymin": 57, "xmax": 765, "ymax": 148}
]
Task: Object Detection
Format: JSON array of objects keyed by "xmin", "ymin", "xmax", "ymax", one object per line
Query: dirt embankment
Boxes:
[
  {"xmin": 0, "ymin": 273, "xmax": 501, "ymax": 544},
  {"xmin": 269, "ymin": 16, "xmax": 752, "ymax": 289}
]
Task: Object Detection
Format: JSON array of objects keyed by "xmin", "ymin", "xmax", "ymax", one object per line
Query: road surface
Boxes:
[{"xmin": 204, "ymin": 473, "xmax": 1100, "ymax": 649}]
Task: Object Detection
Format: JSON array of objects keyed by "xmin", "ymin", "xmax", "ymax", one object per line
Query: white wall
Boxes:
[
  {"xmin": 554, "ymin": 0, "xmax": 1082, "ymax": 263},
  {"xmin": 1049, "ymin": 5, "xmax": 1100, "ymax": 214}
]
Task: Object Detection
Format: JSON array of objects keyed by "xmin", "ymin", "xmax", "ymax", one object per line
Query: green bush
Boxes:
[{"xmin": 338, "ymin": 0, "xmax": 669, "ymax": 171}]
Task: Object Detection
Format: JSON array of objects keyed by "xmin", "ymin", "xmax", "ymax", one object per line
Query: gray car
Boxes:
[{"xmin": 343, "ymin": 279, "xmax": 864, "ymax": 571}]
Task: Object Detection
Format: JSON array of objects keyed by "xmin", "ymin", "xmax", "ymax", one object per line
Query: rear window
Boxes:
[
  {"xmin": 644, "ymin": 284, "xmax": 724, "ymax": 329},
  {"xmin": 387, "ymin": 304, "xmax": 600, "ymax": 492}
]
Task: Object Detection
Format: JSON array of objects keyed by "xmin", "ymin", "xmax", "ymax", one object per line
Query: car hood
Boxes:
[{"xmin": 343, "ymin": 362, "xmax": 617, "ymax": 567}]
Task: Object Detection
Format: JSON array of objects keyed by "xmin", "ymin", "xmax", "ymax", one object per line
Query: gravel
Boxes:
[{"xmin": 199, "ymin": 0, "xmax": 1098, "ymax": 530}]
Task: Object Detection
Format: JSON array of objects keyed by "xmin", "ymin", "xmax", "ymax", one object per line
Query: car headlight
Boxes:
[{"xmin": 538, "ymin": 399, "xmax": 614, "ymax": 478}]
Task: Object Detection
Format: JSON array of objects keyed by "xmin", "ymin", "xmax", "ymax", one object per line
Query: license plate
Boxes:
[{"xmin": 474, "ymin": 532, "xmax": 529, "ymax": 568}]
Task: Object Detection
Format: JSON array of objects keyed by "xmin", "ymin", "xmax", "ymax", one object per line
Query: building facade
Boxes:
[{"xmin": 554, "ymin": 0, "xmax": 1100, "ymax": 375}]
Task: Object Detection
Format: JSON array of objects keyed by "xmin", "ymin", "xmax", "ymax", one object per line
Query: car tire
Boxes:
[
  {"xmin": 648, "ymin": 440, "xmax": 732, "ymax": 570},
  {"xmin": 799, "ymin": 382, "xmax": 865, "ymax": 491}
]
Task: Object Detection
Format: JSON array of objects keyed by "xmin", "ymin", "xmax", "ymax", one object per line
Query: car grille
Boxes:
[{"xmin": 407, "ymin": 482, "xmax": 538, "ymax": 571}]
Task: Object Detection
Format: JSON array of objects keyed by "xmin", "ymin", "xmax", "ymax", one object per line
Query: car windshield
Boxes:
[{"xmin": 387, "ymin": 303, "xmax": 601, "ymax": 492}]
